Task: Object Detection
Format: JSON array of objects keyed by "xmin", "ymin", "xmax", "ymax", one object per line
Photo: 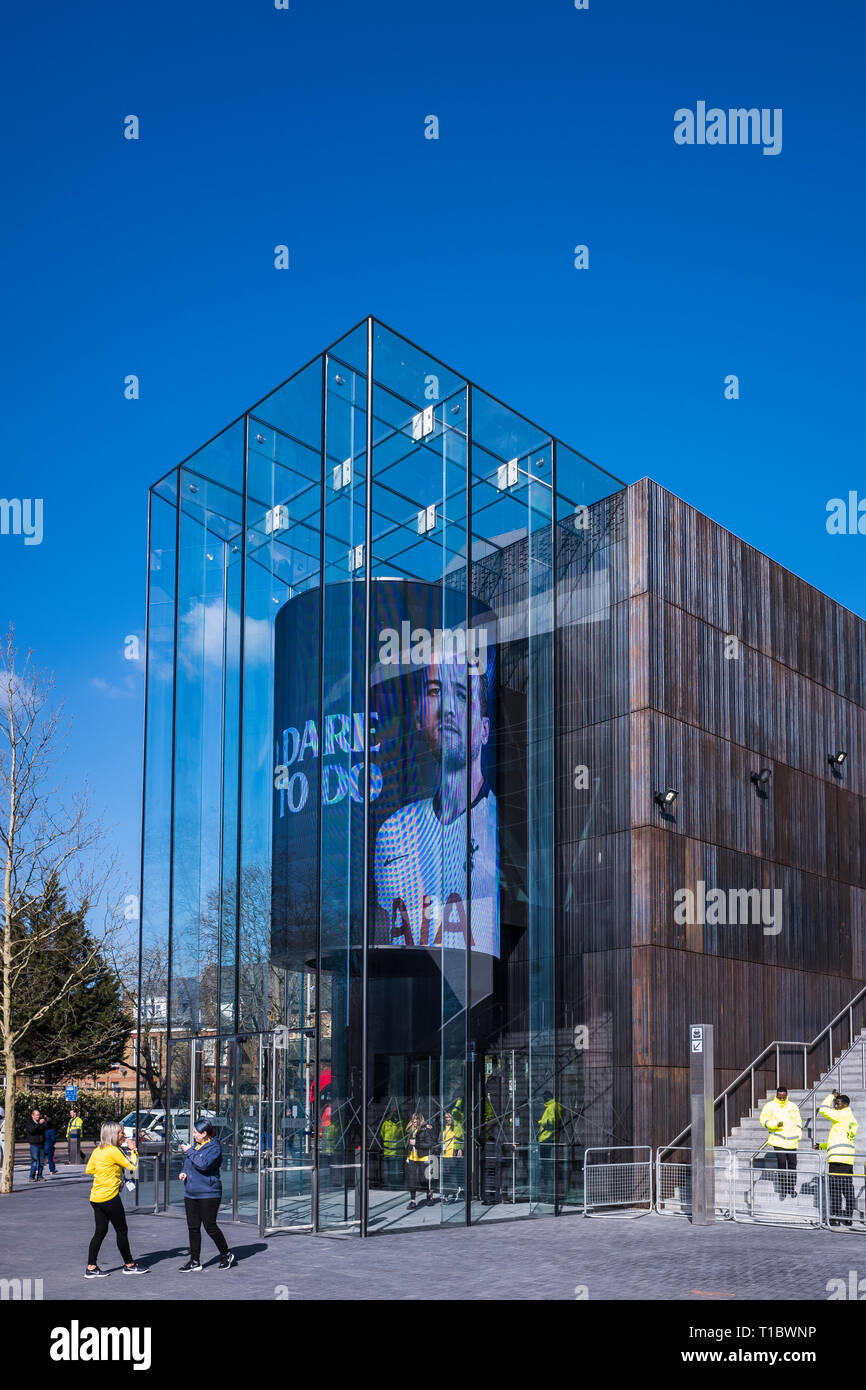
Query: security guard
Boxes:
[
  {"xmin": 758, "ymin": 1085, "xmax": 802, "ymax": 1198},
  {"xmin": 66, "ymin": 1107, "xmax": 84, "ymax": 1164},
  {"xmin": 381, "ymin": 1114, "xmax": 405, "ymax": 1190},
  {"xmin": 816, "ymin": 1091, "xmax": 858, "ymax": 1228},
  {"xmin": 537, "ymin": 1091, "xmax": 564, "ymax": 1205}
]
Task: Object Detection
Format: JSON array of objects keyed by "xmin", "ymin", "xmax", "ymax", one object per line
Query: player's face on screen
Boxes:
[{"xmin": 417, "ymin": 658, "xmax": 489, "ymax": 773}]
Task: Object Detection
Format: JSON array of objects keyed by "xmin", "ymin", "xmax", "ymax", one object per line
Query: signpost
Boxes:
[
  {"xmin": 690, "ymin": 1023, "xmax": 715, "ymax": 1224},
  {"xmin": 65, "ymin": 1086, "xmax": 77, "ymax": 1103}
]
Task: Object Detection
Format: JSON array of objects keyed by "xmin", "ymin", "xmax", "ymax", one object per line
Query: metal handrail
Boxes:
[{"xmin": 667, "ymin": 982, "xmax": 866, "ymax": 1151}]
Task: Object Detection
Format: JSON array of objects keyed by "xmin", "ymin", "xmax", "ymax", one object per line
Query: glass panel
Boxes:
[
  {"xmin": 469, "ymin": 390, "xmax": 554, "ymax": 1222},
  {"xmin": 264, "ymin": 1030, "xmax": 314, "ymax": 1228},
  {"xmin": 139, "ymin": 480, "xmax": 176, "ymax": 1141},
  {"xmin": 555, "ymin": 484, "xmax": 630, "ymax": 1205},
  {"xmin": 317, "ymin": 323, "xmax": 368, "ymax": 1232},
  {"xmin": 365, "ymin": 323, "xmax": 471, "ymax": 1231},
  {"xmin": 234, "ymin": 1035, "xmax": 261, "ymax": 1222},
  {"xmin": 239, "ymin": 356, "xmax": 323, "ymax": 1036},
  {"xmin": 165, "ymin": 1038, "xmax": 191, "ymax": 1210},
  {"xmin": 171, "ymin": 426, "xmax": 244, "ymax": 1037}
]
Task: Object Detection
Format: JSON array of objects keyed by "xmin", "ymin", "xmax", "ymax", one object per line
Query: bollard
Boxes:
[{"xmin": 690, "ymin": 1023, "xmax": 715, "ymax": 1224}]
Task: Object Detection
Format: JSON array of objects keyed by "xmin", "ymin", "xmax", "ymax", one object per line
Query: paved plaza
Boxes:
[{"xmin": 1, "ymin": 1162, "xmax": 864, "ymax": 1301}]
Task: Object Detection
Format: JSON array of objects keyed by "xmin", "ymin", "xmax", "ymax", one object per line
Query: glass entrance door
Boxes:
[{"xmin": 259, "ymin": 1027, "xmax": 314, "ymax": 1231}]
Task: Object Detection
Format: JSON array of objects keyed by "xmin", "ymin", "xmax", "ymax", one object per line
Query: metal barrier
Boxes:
[
  {"xmin": 655, "ymin": 1147, "xmax": 733, "ymax": 1218},
  {"xmin": 583, "ymin": 1146, "xmax": 653, "ymax": 1218},
  {"xmin": 121, "ymin": 1154, "xmax": 160, "ymax": 1215},
  {"xmin": 822, "ymin": 1163, "xmax": 866, "ymax": 1233},
  {"xmin": 733, "ymin": 1147, "xmax": 824, "ymax": 1228}
]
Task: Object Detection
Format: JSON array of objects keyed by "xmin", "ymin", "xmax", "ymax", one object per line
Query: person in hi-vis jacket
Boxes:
[
  {"xmin": 815, "ymin": 1091, "xmax": 859, "ymax": 1228},
  {"xmin": 759, "ymin": 1086, "xmax": 802, "ymax": 1198}
]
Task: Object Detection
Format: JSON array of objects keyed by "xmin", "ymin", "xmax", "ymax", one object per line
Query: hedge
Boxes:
[{"xmin": 12, "ymin": 1090, "xmax": 126, "ymax": 1141}]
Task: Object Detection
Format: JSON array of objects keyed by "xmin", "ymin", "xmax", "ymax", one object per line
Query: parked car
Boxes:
[{"xmin": 120, "ymin": 1109, "xmax": 165, "ymax": 1142}]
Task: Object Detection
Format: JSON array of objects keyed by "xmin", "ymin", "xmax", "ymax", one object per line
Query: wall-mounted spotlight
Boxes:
[
  {"xmin": 188, "ymin": 482, "xmax": 199, "ymax": 494},
  {"xmin": 751, "ymin": 768, "xmax": 772, "ymax": 788},
  {"xmin": 654, "ymin": 788, "xmax": 678, "ymax": 810},
  {"xmin": 334, "ymin": 374, "xmax": 346, "ymax": 386},
  {"xmin": 828, "ymin": 749, "xmax": 847, "ymax": 774},
  {"xmin": 255, "ymin": 433, "xmax": 266, "ymax": 445},
  {"xmin": 450, "ymin": 403, "xmax": 461, "ymax": 414}
]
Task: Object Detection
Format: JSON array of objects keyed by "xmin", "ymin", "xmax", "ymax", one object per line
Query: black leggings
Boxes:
[
  {"xmin": 185, "ymin": 1196, "xmax": 229, "ymax": 1260},
  {"xmin": 88, "ymin": 1197, "xmax": 133, "ymax": 1267},
  {"xmin": 407, "ymin": 1160, "xmax": 429, "ymax": 1201}
]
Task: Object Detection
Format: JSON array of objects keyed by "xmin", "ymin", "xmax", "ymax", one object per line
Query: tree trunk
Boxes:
[{"xmin": 1, "ymin": 1055, "xmax": 14, "ymax": 1194}]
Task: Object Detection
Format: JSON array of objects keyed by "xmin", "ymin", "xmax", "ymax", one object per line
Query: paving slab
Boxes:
[{"xmin": 2, "ymin": 1163, "xmax": 866, "ymax": 1301}]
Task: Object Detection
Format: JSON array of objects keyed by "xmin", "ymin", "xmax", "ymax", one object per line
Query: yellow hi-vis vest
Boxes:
[
  {"xmin": 759, "ymin": 1098, "xmax": 802, "ymax": 1150},
  {"xmin": 817, "ymin": 1095, "xmax": 858, "ymax": 1167},
  {"xmin": 66, "ymin": 1116, "xmax": 83, "ymax": 1139}
]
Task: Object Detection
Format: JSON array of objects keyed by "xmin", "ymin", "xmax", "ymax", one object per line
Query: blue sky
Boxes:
[{"xmin": 1, "ymin": 0, "xmax": 864, "ymax": 893}]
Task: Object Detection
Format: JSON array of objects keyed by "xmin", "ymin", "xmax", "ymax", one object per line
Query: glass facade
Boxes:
[{"xmin": 138, "ymin": 318, "xmax": 626, "ymax": 1233}]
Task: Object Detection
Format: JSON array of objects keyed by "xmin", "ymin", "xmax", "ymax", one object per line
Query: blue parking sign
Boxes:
[{"xmin": 65, "ymin": 1086, "xmax": 77, "ymax": 1102}]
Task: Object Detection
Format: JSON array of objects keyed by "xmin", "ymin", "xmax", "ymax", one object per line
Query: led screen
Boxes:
[{"xmin": 271, "ymin": 580, "xmax": 498, "ymax": 969}]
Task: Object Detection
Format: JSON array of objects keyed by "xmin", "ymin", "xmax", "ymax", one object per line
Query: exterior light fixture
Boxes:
[
  {"xmin": 751, "ymin": 768, "xmax": 772, "ymax": 787},
  {"xmin": 188, "ymin": 482, "xmax": 198, "ymax": 493},
  {"xmin": 256, "ymin": 433, "xmax": 266, "ymax": 445},
  {"xmin": 334, "ymin": 374, "xmax": 346, "ymax": 386},
  {"xmin": 450, "ymin": 403, "xmax": 461, "ymax": 414},
  {"xmin": 828, "ymin": 750, "xmax": 847, "ymax": 771},
  {"xmin": 654, "ymin": 788, "xmax": 678, "ymax": 810}
]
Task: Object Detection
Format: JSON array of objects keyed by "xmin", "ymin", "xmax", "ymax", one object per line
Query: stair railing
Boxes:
[
  {"xmin": 665, "ymin": 982, "xmax": 866, "ymax": 1153},
  {"xmin": 800, "ymin": 1030, "xmax": 866, "ymax": 1143}
]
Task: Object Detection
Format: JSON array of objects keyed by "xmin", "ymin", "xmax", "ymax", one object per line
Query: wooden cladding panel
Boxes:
[
  {"xmin": 636, "ymin": 591, "xmax": 866, "ymax": 800},
  {"xmin": 641, "ymin": 479, "xmax": 866, "ymax": 706},
  {"xmin": 630, "ymin": 709, "xmax": 866, "ymax": 888}
]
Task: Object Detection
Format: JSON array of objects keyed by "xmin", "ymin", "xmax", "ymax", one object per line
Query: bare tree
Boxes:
[{"xmin": 1, "ymin": 628, "xmax": 125, "ymax": 1194}]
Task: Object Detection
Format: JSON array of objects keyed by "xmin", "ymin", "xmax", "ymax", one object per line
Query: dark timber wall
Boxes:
[{"xmin": 625, "ymin": 478, "xmax": 866, "ymax": 1149}]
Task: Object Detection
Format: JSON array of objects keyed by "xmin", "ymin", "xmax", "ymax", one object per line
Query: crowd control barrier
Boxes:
[
  {"xmin": 655, "ymin": 1146, "xmax": 734, "ymax": 1218},
  {"xmin": 732, "ymin": 1147, "xmax": 825, "ymax": 1228},
  {"xmin": 583, "ymin": 1146, "xmax": 653, "ymax": 1218},
  {"xmin": 652, "ymin": 1146, "xmax": 866, "ymax": 1231}
]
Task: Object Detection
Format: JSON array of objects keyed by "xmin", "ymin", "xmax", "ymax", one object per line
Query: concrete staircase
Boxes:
[
  {"xmin": 726, "ymin": 1032, "xmax": 866, "ymax": 1154},
  {"xmin": 719, "ymin": 1033, "xmax": 866, "ymax": 1221}
]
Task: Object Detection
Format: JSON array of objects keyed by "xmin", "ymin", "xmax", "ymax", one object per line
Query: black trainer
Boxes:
[
  {"xmin": 84, "ymin": 1266, "xmax": 109, "ymax": 1279},
  {"xmin": 122, "ymin": 1263, "xmax": 149, "ymax": 1274},
  {"xmin": 180, "ymin": 1259, "xmax": 203, "ymax": 1272},
  {"xmin": 218, "ymin": 1251, "xmax": 236, "ymax": 1270}
]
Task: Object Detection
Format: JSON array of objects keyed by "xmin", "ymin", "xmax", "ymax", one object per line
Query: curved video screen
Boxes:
[{"xmin": 271, "ymin": 580, "xmax": 499, "ymax": 969}]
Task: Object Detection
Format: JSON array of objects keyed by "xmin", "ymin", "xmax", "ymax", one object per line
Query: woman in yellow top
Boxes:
[{"xmin": 84, "ymin": 1121, "xmax": 148, "ymax": 1278}]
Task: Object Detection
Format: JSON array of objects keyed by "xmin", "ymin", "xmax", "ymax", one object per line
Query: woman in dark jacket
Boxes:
[
  {"xmin": 178, "ymin": 1119, "xmax": 235, "ymax": 1271},
  {"xmin": 405, "ymin": 1112, "xmax": 434, "ymax": 1210}
]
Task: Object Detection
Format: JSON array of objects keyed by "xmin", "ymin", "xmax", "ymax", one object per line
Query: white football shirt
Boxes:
[{"xmin": 374, "ymin": 784, "xmax": 498, "ymax": 957}]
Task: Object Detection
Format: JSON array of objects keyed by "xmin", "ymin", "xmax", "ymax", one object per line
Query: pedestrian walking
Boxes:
[
  {"xmin": 759, "ymin": 1085, "xmax": 802, "ymax": 1198},
  {"xmin": 43, "ymin": 1117, "xmax": 57, "ymax": 1176},
  {"xmin": 405, "ymin": 1112, "xmax": 433, "ymax": 1210},
  {"xmin": 178, "ymin": 1118, "xmax": 235, "ymax": 1271},
  {"xmin": 816, "ymin": 1091, "xmax": 859, "ymax": 1229},
  {"xmin": 26, "ymin": 1109, "xmax": 47, "ymax": 1181},
  {"xmin": 84, "ymin": 1121, "xmax": 148, "ymax": 1278}
]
